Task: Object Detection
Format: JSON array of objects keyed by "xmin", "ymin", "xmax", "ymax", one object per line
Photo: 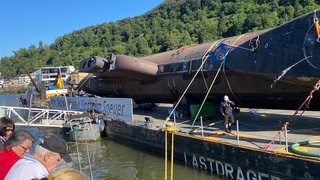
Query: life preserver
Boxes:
[{"xmin": 289, "ymin": 140, "xmax": 320, "ymax": 157}]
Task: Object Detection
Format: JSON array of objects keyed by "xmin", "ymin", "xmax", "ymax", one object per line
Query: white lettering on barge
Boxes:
[
  {"xmin": 105, "ymin": 103, "xmax": 125, "ymax": 116},
  {"xmin": 185, "ymin": 152, "xmax": 281, "ymax": 180},
  {"xmin": 50, "ymin": 96, "xmax": 133, "ymax": 123}
]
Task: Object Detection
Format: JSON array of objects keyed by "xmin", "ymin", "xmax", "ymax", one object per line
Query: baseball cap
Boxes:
[{"xmin": 39, "ymin": 134, "xmax": 72, "ymax": 163}]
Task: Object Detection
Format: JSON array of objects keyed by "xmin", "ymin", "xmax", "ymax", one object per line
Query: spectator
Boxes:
[
  {"xmin": 0, "ymin": 129, "xmax": 35, "ymax": 179},
  {"xmin": 0, "ymin": 116, "xmax": 15, "ymax": 149},
  {"xmin": 5, "ymin": 134, "xmax": 72, "ymax": 180}
]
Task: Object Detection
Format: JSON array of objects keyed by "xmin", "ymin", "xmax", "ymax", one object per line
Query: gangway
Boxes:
[{"xmin": 0, "ymin": 106, "xmax": 83, "ymax": 127}]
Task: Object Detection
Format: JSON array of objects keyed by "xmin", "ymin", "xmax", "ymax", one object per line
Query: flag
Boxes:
[
  {"xmin": 208, "ymin": 43, "xmax": 235, "ymax": 62},
  {"xmin": 54, "ymin": 69, "xmax": 63, "ymax": 89}
]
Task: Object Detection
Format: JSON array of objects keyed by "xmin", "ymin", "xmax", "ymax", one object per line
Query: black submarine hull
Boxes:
[{"xmin": 79, "ymin": 10, "xmax": 320, "ymax": 110}]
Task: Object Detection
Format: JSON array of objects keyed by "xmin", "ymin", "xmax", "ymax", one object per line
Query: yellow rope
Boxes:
[
  {"xmin": 200, "ymin": 70, "xmax": 209, "ymax": 90},
  {"xmin": 223, "ymin": 34, "xmax": 247, "ymax": 106},
  {"xmin": 164, "ymin": 40, "xmax": 221, "ymax": 122},
  {"xmin": 170, "ymin": 131, "xmax": 174, "ymax": 180},
  {"xmin": 223, "ymin": 70, "xmax": 245, "ymax": 106},
  {"xmin": 191, "ymin": 61, "xmax": 224, "ymax": 125},
  {"xmin": 189, "ymin": 37, "xmax": 243, "ymax": 127},
  {"xmin": 164, "ymin": 130, "xmax": 167, "ymax": 180},
  {"xmin": 163, "ymin": 123, "xmax": 177, "ymax": 180}
]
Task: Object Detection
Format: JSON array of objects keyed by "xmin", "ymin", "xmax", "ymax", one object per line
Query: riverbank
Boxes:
[{"xmin": 0, "ymin": 85, "xmax": 26, "ymax": 94}]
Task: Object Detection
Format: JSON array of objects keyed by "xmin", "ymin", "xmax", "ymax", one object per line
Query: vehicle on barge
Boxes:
[{"xmin": 77, "ymin": 10, "xmax": 320, "ymax": 110}]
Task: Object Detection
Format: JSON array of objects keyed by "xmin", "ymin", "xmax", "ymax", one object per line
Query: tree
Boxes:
[{"xmin": 1, "ymin": 0, "xmax": 320, "ymax": 79}]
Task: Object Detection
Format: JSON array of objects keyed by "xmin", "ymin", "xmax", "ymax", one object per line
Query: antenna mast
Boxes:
[{"xmin": 12, "ymin": 50, "xmax": 40, "ymax": 93}]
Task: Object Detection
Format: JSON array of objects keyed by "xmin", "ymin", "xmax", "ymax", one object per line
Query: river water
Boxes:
[{"xmin": 0, "ymin": 94, "xmax": 219, "ymax": 180}]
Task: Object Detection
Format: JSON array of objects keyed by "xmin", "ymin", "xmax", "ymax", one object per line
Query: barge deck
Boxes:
[{"xmin": 104, "ymin": 103, "xmax": 320, "ymax": 179}]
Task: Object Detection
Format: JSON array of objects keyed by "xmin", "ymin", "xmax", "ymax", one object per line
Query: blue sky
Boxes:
[{"xmin": 0, "ymin": 0, "xmax": 164, "ymax": 58}]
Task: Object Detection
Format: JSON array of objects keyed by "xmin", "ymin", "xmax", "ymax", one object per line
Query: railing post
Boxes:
[
  {"xmin": 200, "ymin": 116, "xmax": 204, "ymax": 137},
  {"xmin": 236, "ymin": 120, "xmax": 239, "ymax": 145},
  {"xmin": 284, "ymin": 124, "xmax": 288, "ymax": 153}
]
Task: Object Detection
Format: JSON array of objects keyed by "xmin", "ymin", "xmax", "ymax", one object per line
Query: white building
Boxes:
[
  {"xmin": 34, "ymin": 66, "xmax": 75, "ymax": 89},
  {"xmin": 0, "ymin": 72, "xmax": 3, "ymax": 85}
]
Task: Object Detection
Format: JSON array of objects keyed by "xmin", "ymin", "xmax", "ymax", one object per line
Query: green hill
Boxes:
[{"xmin": 0, "ymin": 0, "xmax": 319, "ymax": 79}]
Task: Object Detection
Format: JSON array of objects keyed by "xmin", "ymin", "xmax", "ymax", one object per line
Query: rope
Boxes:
[
  {"xmin": 164, "ymin": 40, "xmax": 221, "ymax": 123},
  {"xmin": 222, "ymin": 67, "xmax": 246, "ymax": 107},
  {"xmin": 165, "ymin": 35, "xmax": 251, "ymax": 127},
  {"xmin": 222, "ymin": 34, "xmax": 249, "ymax": 107},
  {"xmin": 190, "ymin": 35, "xmax": 248, "ymax": 126},
  {"xmin": 271, "ymin": 56, "xmax": 312, "ymax": 88},
  {"xmin": 273, "ymin": 13, "xmax": 320, "ymax": 88},
  {"xmin": 74, "ymin": 131, "xmax": 82, "ymax": 172},
  {"xmin": 189, "ymin": 44, "xmax": 230, "ymax": 126},
  {"xmin": 163, "ymin": 123, "xmax": 176, "ymax": 180},
  {"xmin": 200, "ymin": 71, "xmax": 209, "ymax": 90},
  {"xmin": 170, "ymin": 131, "xmax": 174, "ymax": 180},
  {"xmin": 75, "ymin": 73, "xmax": 94, "ymax": 94},
  {"xmin": 84, "ymin": 130, "xmax": 94, "ymax": 180},
  {"xmin": 73, "ymin": 122, "xmax": 95, "ymax": 179},
  {"xmin": 264, "ymin": 80, "xmax": 320, "ymax": 150},
  {"xmin": 188, "ymin": 37, "xmax": 248, "ymax": 128},
  {"xmin": 164, "ymin": 129, "xmax": 168, "ymax": 180},
  {"xmin": 301, "ymin": 14, "xmax": 320, "ymax": 70},
  {"xmin": 314, "ymin": 18, "xmax": 320, "ymax": 42},
  {"xmin": 302, "ymin": 10, "xmax": 320, "ymax": 70},
  {"xmin": 190, "ymin": 61, "xmax": 224, "ymax": 127}
]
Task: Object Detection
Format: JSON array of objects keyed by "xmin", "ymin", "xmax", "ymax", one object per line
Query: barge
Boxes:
[
  {"xmin": 103, "ymin": 103, "xmax": 320, "ymax": 179},
  {"xmin": 49, "ymin": 87, "xmax": 320, "ymax": 178}
]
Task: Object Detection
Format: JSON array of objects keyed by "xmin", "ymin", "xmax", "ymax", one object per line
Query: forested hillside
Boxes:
[{"xmin": 0, "ymin": 0, "xmax": 319, "ymax": 79}]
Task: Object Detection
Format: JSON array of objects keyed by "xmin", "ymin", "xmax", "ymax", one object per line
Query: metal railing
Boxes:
[{"xmin": 0, "ymin": 105, "xmax": 82, "ymax": 127}]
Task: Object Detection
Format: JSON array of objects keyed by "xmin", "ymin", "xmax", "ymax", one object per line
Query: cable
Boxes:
[
  {"xmin": 164, "ymin": 130, "xmax": 168, "ymax": 180},
  {"xmin": 84, "ymin": 130, "xmax": 94, "ymax": 180},
  {"xmin": 265, "ymin": 80, "xmax": 320, "ymax": 150},
  {"xmin": 164, "ymin": 40, "xmax": 221, "ymax": 123},
  {"xmin": 74, "ymin": 130, "xmax": 82, "ymax": 172}
]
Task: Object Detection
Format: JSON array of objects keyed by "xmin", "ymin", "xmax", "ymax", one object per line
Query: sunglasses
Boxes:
[
  {"xmin": 19, "ymin": 144, "xmax": 31, "ymax": 152},
  {"xmin": 6, "ymin": 128, "xmax": 14, "ymax": 132}
]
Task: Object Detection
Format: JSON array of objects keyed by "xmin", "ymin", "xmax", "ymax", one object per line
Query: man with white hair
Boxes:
[
  {"xmin": 220, "ymin": 95, "xmax": 235, "ymax": 132},
  {"xmin": 5, "ymin": 134, "xmax": 72, "ymax": 180}
]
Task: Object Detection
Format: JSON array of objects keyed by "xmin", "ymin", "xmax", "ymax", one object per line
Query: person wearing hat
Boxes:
[
  {"xmin": 5, "ymin": 134, "xmax": 72, "ymax": 180},
  {"xmin": 220, "ymin": 95, "xmax": 235, "ymax": 133}
]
